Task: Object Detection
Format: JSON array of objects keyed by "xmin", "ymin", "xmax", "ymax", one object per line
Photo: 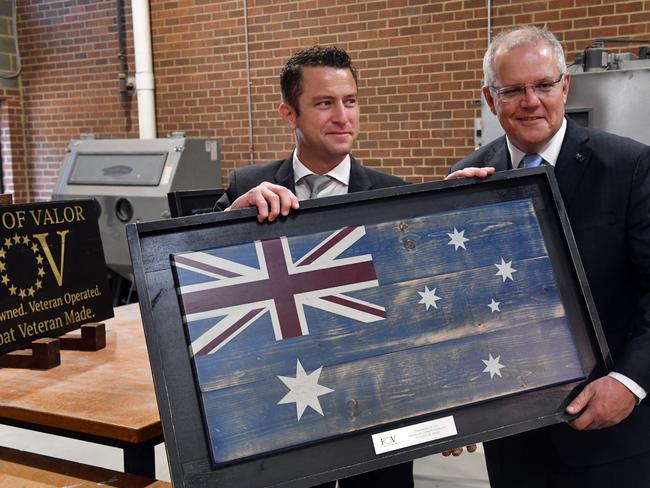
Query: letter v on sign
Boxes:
[{"xmin": 32, "ymin": 230, "xmax": 70, "ymax": 286}]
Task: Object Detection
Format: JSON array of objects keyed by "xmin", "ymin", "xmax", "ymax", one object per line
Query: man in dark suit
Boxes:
[
  {"xmin": 450, "ymin": 26, "xmax": 650, "ymax": 487},
  {"xmin": 215, "ymin": 45, "xmax": 414, "ymax": 488},
  {"xmin": 215, "ymin": 45, "xmax": 405, "ymax": 216}
]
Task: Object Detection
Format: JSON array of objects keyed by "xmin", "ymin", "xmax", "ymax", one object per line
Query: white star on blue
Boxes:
[
  {"xmin": 495, "ymin": 258, "xmax": 517, "ymax": 282},
  {"xmin": 447, "ymin": 227, "xmax": 469, "ymax": 251}
]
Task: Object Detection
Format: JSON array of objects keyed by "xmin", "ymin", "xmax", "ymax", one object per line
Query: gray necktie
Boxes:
[
  {"xmin": 303, "ymin": 174, "xmax": 333, "ymax": 199},
  {"xmin": 522, "ymin": 153, "xmax": 543, "ymax": 168}
]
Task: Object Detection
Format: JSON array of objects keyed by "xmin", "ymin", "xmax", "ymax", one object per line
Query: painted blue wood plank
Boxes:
[
  {"xmin": 202, "ymin": 315, "xmax": 582, "ymax": 463},
  {"xmin": 170, "ymin": 198, "xmax": 583, "ymax": 465},
  {"xmin": 193, "ymin": 256, "xmax": 566, "ymax": 392}
]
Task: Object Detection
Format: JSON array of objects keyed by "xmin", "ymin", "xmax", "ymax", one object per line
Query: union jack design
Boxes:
[{"xmin": 171, "ymin": 225, "xmax": 386, "ymax": 356}]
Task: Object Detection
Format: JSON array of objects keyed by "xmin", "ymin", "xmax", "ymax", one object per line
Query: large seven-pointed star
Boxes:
[
  {"xmin": 418, "ymin": 285, "xmax": 441, "ymax": 310},
  {"xmin": 277, "ymin": 359, "xmax": 334, "ymax": 421}
]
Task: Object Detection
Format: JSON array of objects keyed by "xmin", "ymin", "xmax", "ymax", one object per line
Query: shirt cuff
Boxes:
[{"xmin": 609, "ymin": 372, "xmax": 647, "ymax": 404}]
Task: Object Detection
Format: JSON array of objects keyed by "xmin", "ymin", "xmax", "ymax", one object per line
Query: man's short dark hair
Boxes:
[{"xmin": 280, "ymin": 45, "xmax": 358, "ymax": 115}]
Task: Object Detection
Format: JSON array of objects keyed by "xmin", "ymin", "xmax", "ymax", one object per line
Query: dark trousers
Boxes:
[
  {"xmin": 485, "ymin": 428, "xmax": 650, "ymax": 488},
  {"xmin": 313, "ymin": 461, "xmax": 413, "ymax": 488}
]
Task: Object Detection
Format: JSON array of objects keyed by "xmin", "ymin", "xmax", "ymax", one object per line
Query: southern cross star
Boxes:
[
  {"xmin": 447, "ymin": 227, "xmax": 469, "ymax": 251},
  {"xmin": 495, "ymin": 258, "xmax": 516, "ymax": 282},
  {"xmin": 418, "ymin": 285, "xmax": 441, "ymax": 310},
  {"xmin": 482, "ymin": 353, "xmax": 505, "ymax": 379},
  {"xmin": 277, "ymin": 359, "xmax": 334, "ymax": 421}
]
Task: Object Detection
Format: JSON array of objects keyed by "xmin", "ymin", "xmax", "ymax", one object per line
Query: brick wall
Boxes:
[
  {"xmin": 17, "ymin": 0, "xmax": 138, "ymax": 202},
  {"xmin": 10, "ymin": 0, "xmax": 650, "ymax": 201}
]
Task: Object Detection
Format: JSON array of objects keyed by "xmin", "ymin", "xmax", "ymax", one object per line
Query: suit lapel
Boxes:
[
  {"xmin": 488, "ymin": 140, "xmax": 513, "ymax": 170},
  {"xmin": 273, "ymin": 155, "xmax": 296, "ymax": 193},
  {"xmin": 554, "ymin": 119, "xmax": 591, "ymax": 210},
  {"xmin": 347, "ymin": 155, "xmax": 372, "ymax": 193}
]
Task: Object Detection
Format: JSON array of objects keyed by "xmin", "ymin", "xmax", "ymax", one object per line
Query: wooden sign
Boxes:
[
  {"xmin": 128, "ymin": 168, "xmax": 609, "ymax": 487},
  {"xmin": 0, "ymin": 200, "xmax": 113, "ymax": 354}
]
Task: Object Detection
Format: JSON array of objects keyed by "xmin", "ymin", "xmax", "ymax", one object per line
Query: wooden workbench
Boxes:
[
  {"xmin": 0, "ymin": 303, "xmax": 163, "ymax": 477},
  {"xmin": 0, "ymin": 446, "xmax": 170, "ymax": 487}
]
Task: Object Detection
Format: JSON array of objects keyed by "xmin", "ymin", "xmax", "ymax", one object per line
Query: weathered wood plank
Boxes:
[
  {"xmin": 202, "ymin": 315, "xmax": 582, "ymax": 463},
  {"xmin": 169, "ymin": 198, "xmax": 585, "ymax": 466},
  {"xmin": 193, "ymin": 256, "xmax": 566, "ymax": 392}
]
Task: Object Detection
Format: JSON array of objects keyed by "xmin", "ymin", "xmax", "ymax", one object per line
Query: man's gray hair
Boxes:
[{"xmin": 483, "ymin": 25, "xmax": 567, "ymax": 87}]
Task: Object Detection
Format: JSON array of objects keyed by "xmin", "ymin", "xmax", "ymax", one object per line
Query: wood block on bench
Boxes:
[{"xmin": 0, "ymin": 446, "xmax": 171, "ymax": 487}]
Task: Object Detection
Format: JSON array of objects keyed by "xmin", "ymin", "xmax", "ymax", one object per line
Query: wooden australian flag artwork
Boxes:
[{"xmin": 170, "ymin": 197, "xmax": 585, "ymax": 466}]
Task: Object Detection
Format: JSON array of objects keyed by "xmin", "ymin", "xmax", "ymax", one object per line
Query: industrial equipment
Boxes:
[
  {"xmin": 478, "ymin": 39, "xmax": 650, "ymax": 147},
  {"xmin": 167, "ymin": 188, "xmax": 225, "ymax": 218},
  {"xmin": 52, "ymin": 133, "xmax": 221, "ymax": 282}
]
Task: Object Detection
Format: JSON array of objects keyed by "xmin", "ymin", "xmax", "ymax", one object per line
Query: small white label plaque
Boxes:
[{"xmin": 371, "ymin": 416, "xmax": 458, "ymax": 455}]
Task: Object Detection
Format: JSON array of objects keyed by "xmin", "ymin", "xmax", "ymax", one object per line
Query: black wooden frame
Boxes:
[{"xmin": 127, "ymin": 168, "xmax": 610, "ymax": 487}]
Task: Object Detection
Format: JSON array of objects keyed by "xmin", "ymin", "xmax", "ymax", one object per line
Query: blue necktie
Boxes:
[{"xmin": 522, "ymin": 153, "xmax": 543, "ymax": 168}]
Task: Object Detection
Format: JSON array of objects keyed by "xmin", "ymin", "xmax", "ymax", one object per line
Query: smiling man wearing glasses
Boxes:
[
  {"xmin": 449, "ymin": 26, "xmax": 650, "ymax": 488},
  {"xmin": 455, "ymin": 25, "xmax": 571, "ymax": 168}
]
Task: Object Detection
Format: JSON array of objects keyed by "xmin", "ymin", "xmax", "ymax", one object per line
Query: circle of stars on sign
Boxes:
[{"xmin": 0, "ymin": 233, "xmax": 45, "ymax": 300}]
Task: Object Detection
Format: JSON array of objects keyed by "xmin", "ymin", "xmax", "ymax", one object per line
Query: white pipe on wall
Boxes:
[
  {"xmin": 487, "ymin": 0, "xmax": 492, "ymax": 46},
  {"xmin": 132, "ymin": 0, "xmax": 157, "ymax": 139},
  {"xmin": 243, "ymin": 0, "xmax": 254, "ymax": 165}
]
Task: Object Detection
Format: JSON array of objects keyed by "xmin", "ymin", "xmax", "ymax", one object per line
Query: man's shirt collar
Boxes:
[
  {"xmin": 292, "ymin": 151, "xmax": 351, "ymax": 186},
  {"xmin": 507, "ymin": 117, "xmax": 567, "ymax": 168}
]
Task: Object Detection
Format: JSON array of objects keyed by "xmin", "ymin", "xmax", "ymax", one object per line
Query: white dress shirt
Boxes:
[
  {"xmin": 292, "ymin": 152, "xmax": 350, "ymax": 200},
  {"xmin": 507, "ymin": 117, "xmax": 566, "ymax": 169}
]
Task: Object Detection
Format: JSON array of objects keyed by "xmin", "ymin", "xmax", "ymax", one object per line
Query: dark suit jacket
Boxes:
[
  {"xmin": 451, "ymin": 118, "xmax": 650, "ymax": 467},
  {"xmin": 215, "ymin": 154, "xmax": 406, "ymax": 210},
  {"xmin": 215, "ymin": 154, "xmax": 412, "ymax": 488}
]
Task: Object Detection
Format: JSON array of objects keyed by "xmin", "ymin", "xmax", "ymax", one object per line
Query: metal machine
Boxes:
[
  {"xmin": 478, "ymin": 39, "xmax": 650, "ymax": 147},
  {"xmin": 564, "ymin": 67, "xmax": 650, "ymax": 145},
  {"xmin": 52, "ymin": 133, "xmax": 221, "ymax": 281}
]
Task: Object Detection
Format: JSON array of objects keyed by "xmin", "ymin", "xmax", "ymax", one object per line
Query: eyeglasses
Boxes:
[{"xmin": 490, "ymin": 74, "xmax": 565, "ymax": 102}]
